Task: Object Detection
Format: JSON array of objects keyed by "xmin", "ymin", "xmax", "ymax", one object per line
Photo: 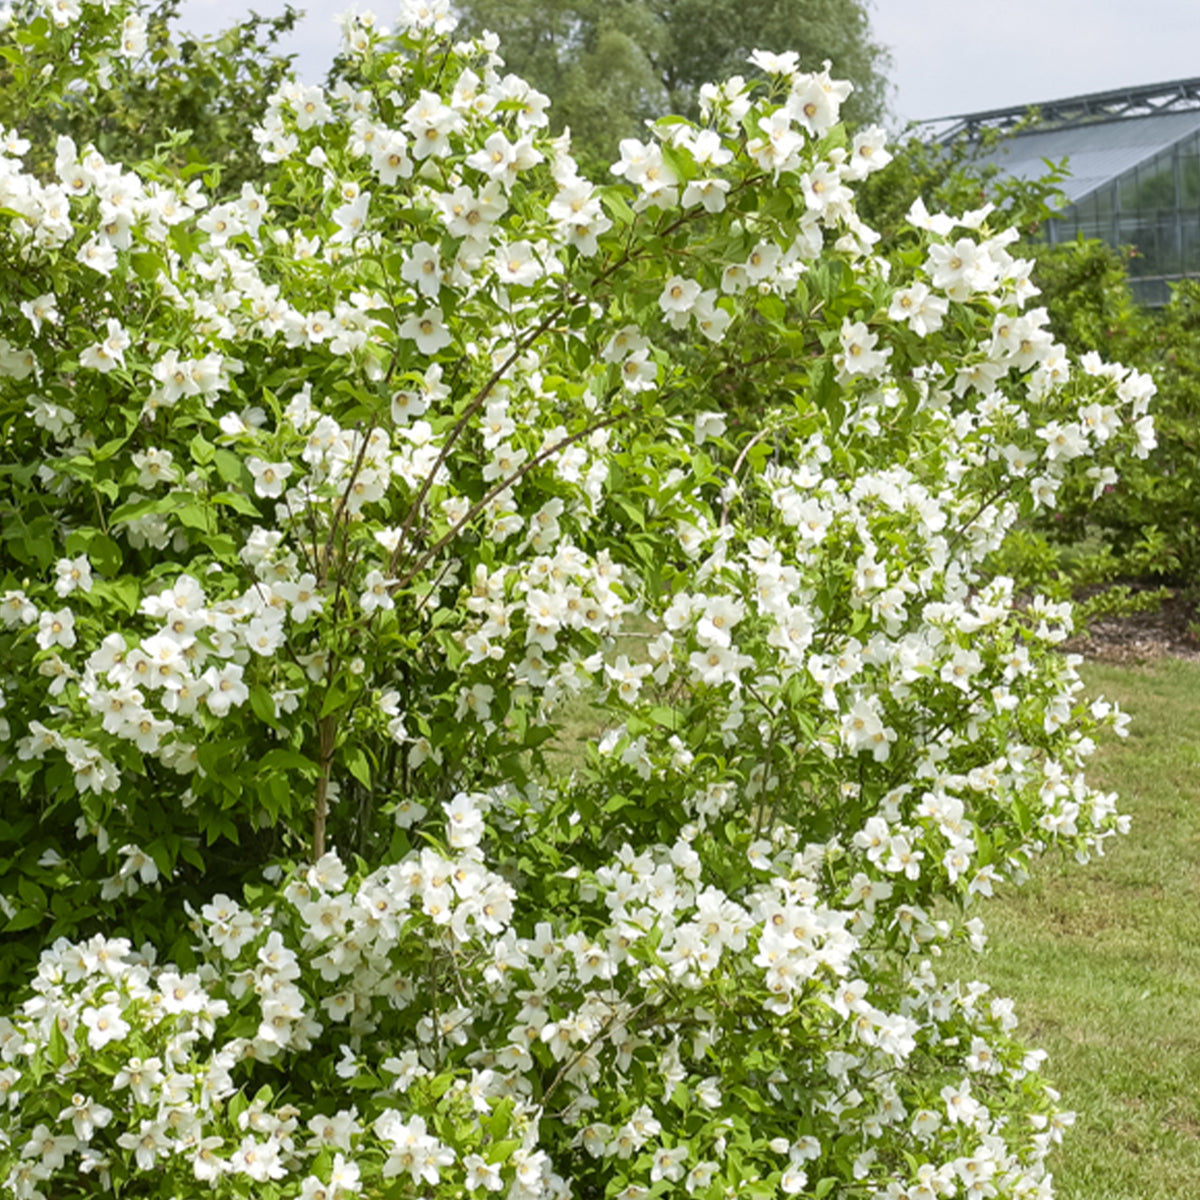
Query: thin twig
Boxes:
[
  {"xmin": 386, "ymin": 303, "xmax": 569, "ymax": 580},
  {"xmin": 392, "ymin": 413, "xmax": 624, "ymax": 593}
]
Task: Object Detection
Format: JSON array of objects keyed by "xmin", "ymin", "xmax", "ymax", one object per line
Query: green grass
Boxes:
[{"xmin": 945, "ymin": 658, "xmax": 1200, "ymax": 1200}]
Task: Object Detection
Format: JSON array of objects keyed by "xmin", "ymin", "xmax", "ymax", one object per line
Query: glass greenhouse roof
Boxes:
[
  {"xmin": 925, "ymin": 78, "xmax": 1200, "ymax": 304},
  {"xmin": 968, "ymin": 109, "xmax": 1200, "ymax": 205}
]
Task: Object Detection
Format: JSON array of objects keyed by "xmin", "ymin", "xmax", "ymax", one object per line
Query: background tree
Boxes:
[
  {"xmin": 451, "ymin": 0, "xmax": 891, "ymax": 166},
  {"xmin": 0, "ymin": 0, "xmax": 298, "ymax": 188}
]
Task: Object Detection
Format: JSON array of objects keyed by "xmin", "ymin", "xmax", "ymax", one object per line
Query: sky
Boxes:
[{"xmin": 175, "ymin": 0, "xmax": 1200, "ymax": 128}]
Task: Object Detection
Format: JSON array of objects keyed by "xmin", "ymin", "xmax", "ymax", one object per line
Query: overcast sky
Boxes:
[{"xmin": 176, "ymin": 0, "xmax": 1200, "ymax": 127}]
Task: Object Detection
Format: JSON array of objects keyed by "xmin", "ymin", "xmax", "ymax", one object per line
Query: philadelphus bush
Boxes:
[{"xmin": 0, "ymin": 1, "xmax": 1153, "ymax": 1198}]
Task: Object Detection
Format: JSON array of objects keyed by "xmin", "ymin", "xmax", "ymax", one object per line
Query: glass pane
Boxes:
[
  {"xmin": 1118, "ymin": 216, "xmax": 1142, "ymax": 244},
  {"xmin": 1182, "ymin": 153, "xmax": 1200, "ymax": 207},
  {"xmin": 1135, "ymin": 154, "xmax": 1175, "ymax": 212},
  {"xmin": 1158, "ymin": 216, "xmax": 1181, "ymax": 275},
  {"xmin": 1095, "ymin": 184, "xmax": 1114, "ymax": 218},
  {"xmin": 1119, "ymin": 169, "xmax": 1140, "ymax": 212},
  {"xmin": 1182, "ymin": 215, "xmax": 1200, "ymax": 275},
  {"xmin": 1121, "ymin": 218, "xmax": 1154, "ymax": 275},
  {"xmin": 1130, "ymin": 276, "xmax": 1172, "ymax": 306}
]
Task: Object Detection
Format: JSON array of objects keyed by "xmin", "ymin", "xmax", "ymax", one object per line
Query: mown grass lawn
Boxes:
[{"xmin": 944, "ymin": 657, "xmax": 1200, "ymax": 1200}]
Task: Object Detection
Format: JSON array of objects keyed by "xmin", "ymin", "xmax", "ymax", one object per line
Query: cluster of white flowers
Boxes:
[{"xmin": 0, "ymin": 807, "xmax": 1070, "ymax": 1200}]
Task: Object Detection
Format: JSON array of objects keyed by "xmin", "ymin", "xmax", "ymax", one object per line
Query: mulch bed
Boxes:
[{"xmin": 1063, "ymin": 588, "xmax": 1200, "ymax": 663}]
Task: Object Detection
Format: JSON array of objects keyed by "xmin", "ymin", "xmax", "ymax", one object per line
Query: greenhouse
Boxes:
[{"xmin": 929, "ymin": 78, "xmax": 1200, "ymax": 305}]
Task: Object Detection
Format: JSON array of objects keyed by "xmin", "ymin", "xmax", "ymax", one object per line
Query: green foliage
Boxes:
[
  {"xmin": 1033, "ymin": 271, "xmax": 1200, "ymax": 588},
  {"xmin": 1026, "ymin": 236, "xmax": 1146, "ymax": 359},
  {"xmin": 855, "ymin": 125, "xmax": 1069, "ymax": 241}
]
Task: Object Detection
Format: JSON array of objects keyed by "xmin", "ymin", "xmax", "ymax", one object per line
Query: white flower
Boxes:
[
  {"xmin": 927, "ymin": 237, "xmax": 990, "ymax": 299},
  {"xmin": 845, "ymin": 125, "xmax": 892, "ymax": 179},
  {"xmin": 837, "ymin": 320, "xmax": 891, "ymax": 378},
  {"xmin": 77, "ymin": 238, "xmax": 118, "ymax": 276},
  {"xmin": 117, "ymin": 1119, "xmax": 172, "ymax": 1170},
  {"xmin": 54, "ymin": 554, "xmax": 93, "ymax": 596},
  {"xmin": 619, "ymin": 349, "xmax": 657, "ymax": 393},
  {"xmin": 651, "ymin": 1145, "xmax": 689, "ymax": 1182},
  {"xmin": 247, "ymin": 457, "xmax": 294, "ymax": 498},
  {"xmin": 59, "ymin": 1094, "xmax": 114, "ymax": 1141},
  {"xmin": 37, "ymin": 607, "xmax": 76, "ymax": 650},
  {"xmin": 492, "ymin": 239, "xmax": 545, "ymax": 287},
  {"xmin": 331, "ymin": 191, "xmax": 370, "ymax": 243},
  {"xmin": 201, "ymin": 663, "xmax": 249, "ymax": 717},
  {"xmin": 230, "ymin": 1134, "xmax": 287, "ymax": 1181},
  {"xmin": 888, "ymin": 282, "xmax": 947, "ymax": 336},
  {"xmin": 81, "ymin": 1002, "xmax": 130, "ymax": 1050},
  {"xmin": 399, "ymin": 307, "xmax": 452, "ymax": 355},
  {"xmin": 20, "ymin": 292, "xmax": 60, "ymax": 334},
  {"xmin": 780, "ymin": 1165, "xmax": 808, "ymax": 1194},
  {"xmin": 79, "ymin": 318, "xmax": 129, "ymax": 372},
  {"xmin": 464, "ymin": 1152, "xmax": 503, "ymax": 1191},
  {"xmin": 444, "ymin": 793, "xmax": 485, "ymax": 849},
  {"xmin": 841, "ymin": 697, "xmax": 896, "ymax": 761},
  {"xmin": 404, "ymin": 89, "xmax": 463, "ymax": 159},
  {"xmin": 360, "ymin": 569, "xmax": 396, "ymax": 614},
  {"xmin": 659, "ymin": 275, "xmax": 701, "ymax": 322},
  {"xmin": 401, "ymin": 241, "xmax": 443, "ymax": 298}
]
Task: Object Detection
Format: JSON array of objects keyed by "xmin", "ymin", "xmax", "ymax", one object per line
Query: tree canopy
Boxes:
[{"xmin": 452, "ymin": 0, "xmax": 891, "ymax": 166}]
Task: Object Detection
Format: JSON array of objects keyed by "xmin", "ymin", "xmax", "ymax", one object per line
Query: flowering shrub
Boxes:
[{"xmin": 0, "ymin": 2, "xmax": 1153, "ymax": 1197}]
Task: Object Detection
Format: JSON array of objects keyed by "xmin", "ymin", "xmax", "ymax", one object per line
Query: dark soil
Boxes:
[{"xmin": 1064, "ymin": 588, "xmax": 1200, "ymax": 663}]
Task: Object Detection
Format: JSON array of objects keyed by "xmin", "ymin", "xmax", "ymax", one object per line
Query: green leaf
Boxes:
[
  {"xmin": 319, "ymin": 683, "xmax": 348, "ymax": 719},
  {"xmin": 111, "ymin": 494, "xmax": 173, "ymax": 525},
  {"xmin": 190, "ymin": 432, "xmax": 216, "ymax": 465},
  {"xmin": 90, "ymin": 534, "xmax": 123, "ymax": 576},
  {"xmin": 487, "ymin": 1138, "xmax": 521, "ymax": 1164},
  {"xmin": 250, "ymin": 685, "xmax": 278, "ymax": 726},
  {"xmin": 96, "ymin": 577, "xmax": 140, "ymax": 615},
  {"xmin": 258, "ymin": 773, "xmax": 291, "ymax": 822},
  {"xmin": 94, "ymin": 434, "xmax": 131, "ymax": 462},
  {"xmin": 147, "ymin": 839, "xmax": 176, "ymax": 879},
  {"xmin": 228, "ymin": 1091, "xmax": 249, "ymax": 1126},
  {"xmin": 212, "ymin": 490, "xmax": 261, "ymax": 517},
  {"xmin": 175, "ymin": 501, "xmax": 215, "ymax": 532},
  {"xmin": 203, "ymin": 811, "xmax": 241, "ymax": 846},
  {"xmin": 599, "ymin": 187, "xmax": 634, "ymax": 225},
  {"xmin": 259, "ymin": 748, "xmax": 319, "ymax": 776},
  {"xmin": 179, "ymin": 841, "xmax": 207, "ymax": 871},
  {"xmin": 196, "ymin": 738, "xmax": 246, "ymax": 779},
  {"xmin": 344, "ymin": 745, "xmax": 371, "ymax": 789},
  {"xmin": 47, "ymin": 1018, "xmax": 70, "ymax": 1067},
  {"xmin": 3, "ymin": 908, "xmax": 44, "ymax": 933},
  {"xmin": 213, "ymin": 449, "xmax": 247, "ymax": 485}
]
